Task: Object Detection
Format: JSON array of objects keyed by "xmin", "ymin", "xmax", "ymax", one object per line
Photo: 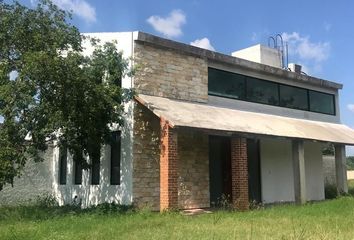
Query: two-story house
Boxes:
[{"xmin": 1, "ymin": 31, "xmax": 354, "ymax": 211}]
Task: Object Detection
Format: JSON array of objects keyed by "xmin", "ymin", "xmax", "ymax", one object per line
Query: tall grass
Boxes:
[{"xmin": 2, "ymin": 197, "xmax": 354, "ymax": 239}]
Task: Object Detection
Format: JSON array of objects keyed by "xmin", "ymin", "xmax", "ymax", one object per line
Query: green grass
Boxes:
[{"xmin": 2, "ymin": 197, "xmax": 354, "ymax": 240}]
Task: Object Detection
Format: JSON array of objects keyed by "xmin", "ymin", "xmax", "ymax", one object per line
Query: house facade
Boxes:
[{"xmin": 1, "ymin": 31, "xmax": 354, "ymax": 211}]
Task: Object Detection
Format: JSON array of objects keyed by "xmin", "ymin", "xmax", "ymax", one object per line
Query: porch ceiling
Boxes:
[{"xmin": 135, "ymin": 94, "xmax": 354, "ymax": 145}]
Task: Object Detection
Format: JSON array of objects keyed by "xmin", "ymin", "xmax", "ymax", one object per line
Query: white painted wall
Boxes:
[
  {"xmin": 232, "ymin": 44, "xmax": 283, "ymax": 68},
  {"xmin": 260, "ymin": 139, "xmax": 325, "ymax": 204},
  {"xmin": 53, "ymin": 144, "xmax": 132, "ymax": 207},
  {"xmin": 304, "ymin": 142, "xmax": 325, "ymax": 201},
  {"xmin": 0, "ymin": 147, "xmax": 54, "ymax": 206},
  {"xmin": 260, "ymin": 139, "xmax": 294, "ymax": 203}
]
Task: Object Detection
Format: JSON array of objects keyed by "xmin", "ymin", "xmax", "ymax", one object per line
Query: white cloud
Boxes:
[
  {"xmin": 324, "ymin": 22, "xmax": 332, "ymax": 32},
  {"xmin": 32, "ymin": 0, "xmax": 96, "ymax": 23},
  {"xmin": 147, "ymin": 10, "xmax": 186, "ymax": 38},
  {"xmin": 282, "ymin": 32, "xmax": 330, "ymax": 74},
  {"xmin": 190, "ymin": 38, "xmax": 215, "ymax": 51},
  {"xmin": 347, "ymin": 104, "xmax": 354, "ymax": 113},
  {"xmin": 282, "ymin": 32, "xmax": 330, "ymax": 62}
]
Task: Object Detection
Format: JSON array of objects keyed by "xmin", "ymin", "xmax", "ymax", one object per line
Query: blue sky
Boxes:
[{"xmin": 19, "ymin": 0, "xmax": 354, "ymax": 154}]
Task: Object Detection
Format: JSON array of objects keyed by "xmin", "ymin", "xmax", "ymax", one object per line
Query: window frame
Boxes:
[
  {"xmin": 58, "ymin": 146, "xmax": 67, "ymax": 185},
  {"xmin": 208, "ymin": 67, "xmax": 336, "ymax": 116},
  {"xmin": 110, "ymin": 131, "xmax": 121, "ymax": 185}
]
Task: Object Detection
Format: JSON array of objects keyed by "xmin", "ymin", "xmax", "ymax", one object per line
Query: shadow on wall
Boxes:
[{"xmin": 53, "ymin": 102, "xmax": 134, "ymax": 208}]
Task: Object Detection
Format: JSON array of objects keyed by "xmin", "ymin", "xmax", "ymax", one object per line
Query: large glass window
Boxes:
[
  {"xmin": 208, "ymin": 68, "xmax": 246, "ymax": 100},
  {"xmin": 279, "ymin": 85, "xmax": 309, "ymax": 110},
  {"xmin": 246, "ymin": 77, "xmax": 279, "ymax": 105},
  {"xmin": 208, "ymin": 67, "xmax": 336, "ymax": 115},
  {"xmin": 309, "ymin": 90, "xmax": 335, "ymax": 115}
]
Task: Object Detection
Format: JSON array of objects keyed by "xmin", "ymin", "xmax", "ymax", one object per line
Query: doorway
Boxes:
[
  {"xmin": 247, "ymin": 139, "xmax": 261, "ymax": 203},
  {"xmin": 209, "ymin": 136, "xmax": 232, "ymax": 205}
]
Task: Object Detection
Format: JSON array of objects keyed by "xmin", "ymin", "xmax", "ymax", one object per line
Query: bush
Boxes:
[{"xmin": 324, "ymin": 183, "xmax": 337, "ymax": 199}]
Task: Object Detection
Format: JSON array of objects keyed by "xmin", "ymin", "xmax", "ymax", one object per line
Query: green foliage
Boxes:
[
  {"xmin": 322, "ymin": 143, "xmax": 335, "ymax": 156},
  {"xmin": 347, "ymin": 156, "xmax": 354, "ymax": 170},
  {"xmin": 0, "ymin": 0, "xmax": 132, "ymax": 189},
  {"xmin": 324, "ymin": 183, "xmax": 338, "ymax": 199}
]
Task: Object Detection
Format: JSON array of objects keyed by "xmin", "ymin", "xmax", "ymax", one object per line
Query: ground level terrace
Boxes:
[{"xmin": 133, "ymin": 95, "xmax": 354, "ymax": 211}]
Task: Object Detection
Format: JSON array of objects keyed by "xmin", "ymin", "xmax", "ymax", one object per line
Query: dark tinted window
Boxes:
[
  {"xmin": 207, "ymin": 68, "xmax": 335, "ymax": 115},
  {"xmin": 208, "ymin": 68, "xmax": 246, "ymax": 100},
  {"xmin": 309, "ymin": 90, "xmax": 335, "ymax": 115},
  {"xmin": 247, "ymin": 77, "xmax": 279, "ymax": 105},
  {"xmin": 74, "ymin": 151, "xmax": 83, "ymax": 185},
  {"xmin": 59, "ymin": 146, "xmax": 67, "ymax": 185},
  {"xmin": 111, "ymin": 131, "xmax": 121, "ymax": 185},
  {"xmin": 91, "ymin": 144, "xmax": 101, "ymax": 185},
  {"xmin": 279, "ymin": 85, "xmax": 309, "ymax": 110}
]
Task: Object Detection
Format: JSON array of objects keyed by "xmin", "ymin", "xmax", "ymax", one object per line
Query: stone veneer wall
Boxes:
[
  {"xmin": 178, "ymin": 130, "xmax": 210, "ymax": 209},
  {"xmin": 133, "ymin": 104, "xmax": 161, "ymax": 210},
  {"xmin": 134, "ymin": 42, "xmax": 208, "ymax": 103},
  {"xmin": 0, "ymin": 147, "xmax": 54, "ymax": 206}
]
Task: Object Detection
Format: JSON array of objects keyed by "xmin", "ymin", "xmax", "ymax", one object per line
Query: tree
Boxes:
[{"xmin": 0, "ymin": 0, "xmax": 132, "ymax": 190}]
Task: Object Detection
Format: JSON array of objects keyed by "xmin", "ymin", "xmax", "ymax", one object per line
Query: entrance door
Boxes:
[
  {"xmin": 247, "ymin": 139, "xmax": 261, "ymax": 203},
  {"xmin": 209, "ymin": 136, "xmax": 232, "ymax": 206}
]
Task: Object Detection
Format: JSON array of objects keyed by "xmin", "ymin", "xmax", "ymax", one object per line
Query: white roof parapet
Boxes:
[{"xmin": 136, "ymin": 94, "xmax": 354, "ymax": 145}]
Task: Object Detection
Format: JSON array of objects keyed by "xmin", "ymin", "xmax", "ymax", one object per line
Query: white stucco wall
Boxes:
[
  {"xmin": 53, "ymin": 143, "xmax": 132, "ymax": 207},
  {"xmin": 260, "ymin": 139, "xmax": 294, "ymax": 203},
  {"xmin": 260, "ymin": 139, "xmax": 325, "ymax": 204},
  {"xmin": 0, "ymin": 147, "xmax": 54, "ymax": 206},
  {"xmin": 232, "ymin": 44, "xmax": 283, "ymax": 69}
]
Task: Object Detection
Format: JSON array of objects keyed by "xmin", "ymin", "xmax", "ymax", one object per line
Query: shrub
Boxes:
[{"xmin": 324, "ymin": 183, "xmax": 337, "ymax": 199}]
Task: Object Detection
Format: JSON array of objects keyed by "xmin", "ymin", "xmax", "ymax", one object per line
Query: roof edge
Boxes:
[{"xmin": 136, "ymin": 31, "xmax": 342, "ymax": 90}]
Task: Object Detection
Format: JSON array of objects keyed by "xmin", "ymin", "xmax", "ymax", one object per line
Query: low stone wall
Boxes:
[
  {"xmin": 323, "ymin": 155, "xmax": 336, "ymax": 185},
  {"xmin": 0, "ymin": 147, "xmax": 54, "ymax": 206}
]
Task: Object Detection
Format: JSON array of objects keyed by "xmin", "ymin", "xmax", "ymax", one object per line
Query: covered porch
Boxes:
[{"xmin": 135, "ymin": 95, "xmax": 354, "ymax": 211}]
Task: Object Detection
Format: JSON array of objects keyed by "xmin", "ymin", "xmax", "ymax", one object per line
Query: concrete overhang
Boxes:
[
  {"xmin": 135, "ymin": 94, "xmax": 354, "ymax": 145},
  {"xmin": 135, "ymin": 31, "xmax": 342, "ymax": 91}
]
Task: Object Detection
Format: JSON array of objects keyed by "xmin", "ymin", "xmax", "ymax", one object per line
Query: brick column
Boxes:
[
  {"xmin": 231, "ymin": 137, "xmax": 249, "ymax": 210},
  {"xmin": 160, "ymin": 118, "xmax": 178, "ymax": 211}
]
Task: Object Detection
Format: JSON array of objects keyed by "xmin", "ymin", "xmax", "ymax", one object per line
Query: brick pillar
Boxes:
[
  {"xmin": 231, "ymin": 137, "xmax": 249, "ymax": 210},
  {"xmin": 160, "ymin": 118, "xmax": 178, "ymax": 211}
]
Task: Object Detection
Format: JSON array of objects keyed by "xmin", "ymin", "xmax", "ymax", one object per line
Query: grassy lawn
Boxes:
[{"xmin": 2, "ymin": 196, "xmax": 354, "ymax": 240}]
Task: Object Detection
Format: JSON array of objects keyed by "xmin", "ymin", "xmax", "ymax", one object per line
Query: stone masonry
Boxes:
[
  {"xmin": 178, "ymin": 130, "xmax": 209, "ymax": 209},
  {"xmin": 134, "ymin": 42, "xmax": 208, "ymax": 103},
  {"xmin": 231, "ymin": 137, "xmax": 249, "ymax": 210},
  {"xmin": 132, "ymin": 104, "xmax": 161, "ymax": 210}
]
